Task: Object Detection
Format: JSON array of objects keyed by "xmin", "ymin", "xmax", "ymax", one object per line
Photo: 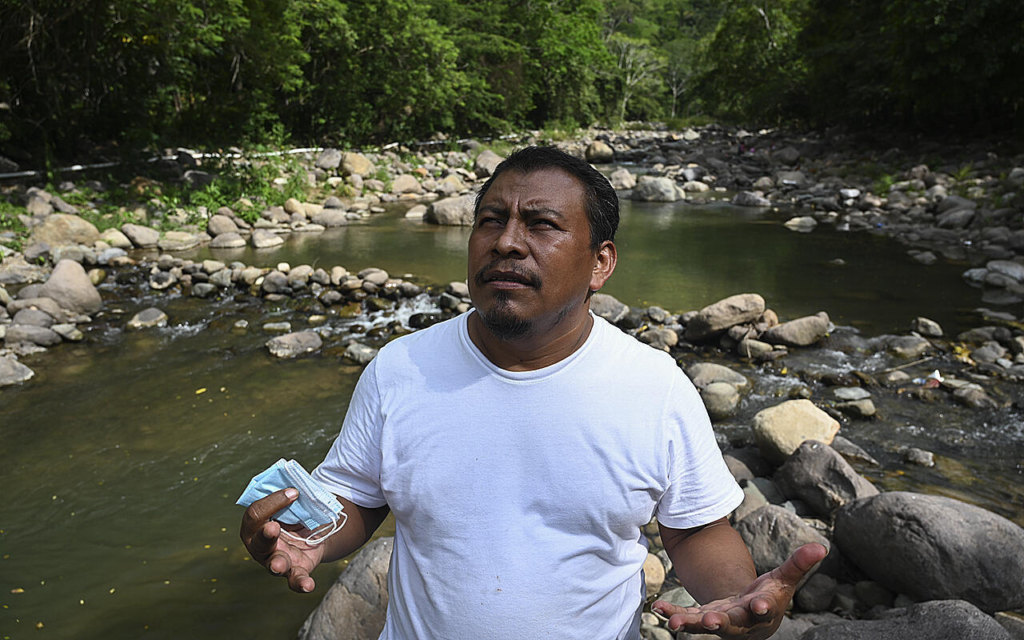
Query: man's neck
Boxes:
[{"xmin": 467, "ymin": 309, "xmax": 595, "ymax": 372}]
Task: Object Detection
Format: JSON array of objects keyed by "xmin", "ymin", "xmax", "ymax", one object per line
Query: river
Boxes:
[{"xmin": 1, "ymin": 198, "xmax": 1021, "ymax": 639}]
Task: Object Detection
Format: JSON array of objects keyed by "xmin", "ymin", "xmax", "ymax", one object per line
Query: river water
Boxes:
[{"xmin": 2, "ymin": 198, "xmax": 1022, "ymax": 639}]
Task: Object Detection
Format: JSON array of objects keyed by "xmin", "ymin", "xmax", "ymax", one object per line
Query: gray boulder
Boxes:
[
  {"xmin": 425, "ymin": 195, "xmax": 475, "ymax": 226},
  {"xmin": 344, "ymin": 342, "xmax": 378, "ymax": 365},
  {"xmin": 28, "ymin": 214, "xmax": 100, "ymax": 247},
  {"xmin": 0, "ymin": 356, "xmax": 34, "ymax": 387},
  {"xmin": 474, "ymin": 150, "xmax": 503, "ymax": 177},
  {"xmin": 207, "ymin": 214, "xmax": 238, "ymax": 236},
  {"xmin": 638, "ymin": 327, "xmax": 679, "ymax": 352},
  {"xmin": 773, "ymin": 147, "xmax": 801, "ymax": 165},
  {"xmin": 632, "ymin": 176, "xmax": 681, "ymax": 202},
  {"xmin": 800, "ymin": 600, "xmax": 1012, "ymax": 640},
  {"xmin": 589, "ymin": 293, "xmax": 628, "ymax": 324},
  {"xmin": 210, "ymin": 232, "xmax": 246, "ymax": 248},
  {"xmin": 316, "ymin": 148, "xmax": 343, "ymax": 170},
  {"xmin": 834, "ymin": 492, "xmax": 1024, "ymax": 612},
  {"xmin": 298, "ymin": 537, "xmax": 393, "ymax": 640},
  {"xmin": 609, "ymin": 168, "xmax": 636, "ymax": 190},
  {"xmin": 585, "ymin": 141, "xmax": 614, "ymax": 163},
  {"xmin": 701, "ymin": 381, "xmax": 740, "ymax": 420},
  {"xmin": 252, "ymin": 230, "xmax": 284, "ymax": 249},
  {"xmin": 266, "ymin": 331, "xmax": 323, "ymax": 359},
  {"xmin": 121, "ymin": 223, "xmax": 161, "ymax": 248},
  {"xmin": 158, "ymin": 231, "xmax": 200, "ymax": 252},
  {"xmin": 774, "ymin": 441, "xmax": 879, "ymax": 518},
  {"xmin": 5, "ymin": 324, "xmax": 62, "ymax": 347},
  {"xmin": 735, "ymin": 505, "xmax": 829, "ymax": 576},
  {"xmin": 39, "ymin": 259, "xmax": 102, "ymax": 314},
  {"xmin": 761, "ymin": 312, "xmax": 829, "ymax": 347},
  {"xmin": 751, "ymin": 399, "xmax": 840, "ymax": 466},
  {"xmin": 684, "ymin": 293, "xmax": 766, "ymax": 341},
  {"xmin": 313, "ymin": 210, "xmax": 349, "ymax": 227}
]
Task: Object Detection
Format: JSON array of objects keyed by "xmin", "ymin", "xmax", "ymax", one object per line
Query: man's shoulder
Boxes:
[
  {"xmin": 593, "ymin": 315, "xmax": 681, "ymax": 378},
  {"xmin": 373, "ymin": 312, "xmax": 464, "ymax": 371}
]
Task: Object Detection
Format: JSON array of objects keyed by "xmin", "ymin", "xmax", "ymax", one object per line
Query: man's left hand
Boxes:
[{"xmin": 651, "ymin": 543, "xmax": 827, "ymax": 639}]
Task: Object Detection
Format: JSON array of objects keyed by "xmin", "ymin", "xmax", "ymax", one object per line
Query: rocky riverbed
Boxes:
[{"xmin": 2, "ymin": 127, "xmax": 1024, "ymax": 639}]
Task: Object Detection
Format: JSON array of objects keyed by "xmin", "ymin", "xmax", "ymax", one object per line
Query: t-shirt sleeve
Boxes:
[
  {"xmin": 655, "ymin": 371, "xmax": 744, "ymax": 530},
  {"xmin": 311, "ymin": 358, "xmax": 389, "ymax": 508}
]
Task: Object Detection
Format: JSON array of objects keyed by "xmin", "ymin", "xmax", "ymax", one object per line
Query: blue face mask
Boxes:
[{"xmin": 236, "ymin": 459, "xmax": 347, "ymax": 545}]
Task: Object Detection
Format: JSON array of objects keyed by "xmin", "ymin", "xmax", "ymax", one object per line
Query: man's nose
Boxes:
[{"xmin": 494, "ymin": 219, "xmax": 528, "ymax": 256}]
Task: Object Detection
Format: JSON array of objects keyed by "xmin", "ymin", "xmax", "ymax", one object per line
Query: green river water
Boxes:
[{"xmin": 2, "ymin": 199, "xmax": 1022, "ymax": 639}]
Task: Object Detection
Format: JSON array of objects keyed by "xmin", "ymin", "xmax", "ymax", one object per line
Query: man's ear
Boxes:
[{"xmin": 589, "ymin": 241, "xmax": 617, "ymax": 293}]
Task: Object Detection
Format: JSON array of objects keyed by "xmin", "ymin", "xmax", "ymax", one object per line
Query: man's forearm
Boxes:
[
  {"xmin": 659, "ymin": 517, "xmax": 757, "ymax": 604},
  {"xmin": 319, "ymin": 498, "xmax": 391, "ymax": 564}
]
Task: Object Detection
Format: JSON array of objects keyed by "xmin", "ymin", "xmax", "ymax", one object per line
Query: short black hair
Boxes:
[{"xmin": 473, "ymin": 146, "xmax": 619, "ymax": 250}]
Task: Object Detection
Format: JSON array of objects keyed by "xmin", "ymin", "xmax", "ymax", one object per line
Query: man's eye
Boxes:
[
  {"xmin": 478, "ymin": 216, "xmax": 502, "ymax": 227},
  {"xmin": 531, "ymin": 219, "xmax": 557, "ymax": 229}
]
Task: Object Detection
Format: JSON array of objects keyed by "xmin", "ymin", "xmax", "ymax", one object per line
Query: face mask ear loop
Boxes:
[{"xmin": 292, "ymin": 510, "xmax": 347, "ymax": 546}]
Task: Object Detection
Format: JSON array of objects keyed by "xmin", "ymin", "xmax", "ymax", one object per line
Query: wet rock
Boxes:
[
  {"xmin": 192, "ymin": 282, "xmax": 217, "ymax": 298},
  {"xmin": 261, "ymin": 271, "xmax": 289, "ymax": 294},
  {"xmin": 5, "ymin": 324, "xmax": 62, "ymax": 346},
  {"xmin": 266, "ymin": 331, "xmax": 322, "ymax": 359},
  {"xmin": 687, "ymin": 362, "xmax": 750, "ymax": 392},
  {"xmin": 835, "ymin": 492, "xmax": 1024, "ymax": 612},
  {"xmin": 761, "ymin": 312, "xmax": 829, "ymax": 347},
  {"xmin": 632, "ymin": 176, "xmax": 682, "ymax": 202},
  {"xmin": 801, "ymin": 600, "xmax": 1013, "ymax": 640},
  {"xmin": 425, "ymin": 194, "xmax": 475, "ymax": 226},
  {"xmin": 911, "ymin": 317, "xmax": 943, "ymax": 337},
  {"xmin": 784, "ymin": 216, "xmax": 818, "ymax": 232},
  {"xmin": 0, "ymin": 356, "xmax": 34, "ymax": 387},
  {"xmin": 39, "ymin": 259, "xmax": 102, "ymax": 314},
  {"xmin": 298, "ymin": 537, "xmax": 392, "ymax": 640},
  {"xmin": 732, "ymin": 191, "xmax": 771, "ymax": 207},
  {"xmin": 585, "ymin": 141, "xmax": 614, "ymax": 163},
  {"xmin": 344, "ymin": 342, "xmax": 378, "ymax": 365},
  {"xmin": 252, "ymin": 229, "xmax": 284, "ymax": 249},
  {"xmin": 836, "ymin": 399, "xmax": 876, "ymax": 417},
  {"xmin": 359, "ymin": 268, "xmax": 389, "ymax": 287},
  {"xmin": 28, "ymin": 214, "xmax": 100, "ymax": 247},
  {"xmin": 752, "ymin": 399, "xmax": 840, "ymax": 465},
  {"xmin": 121, "ymin": 223, "xmax": 160, "ymax": 248},
  {"xmin": 589, "ymin": 293, "xmax": 628, "ymax": 324},
  {"xmin": 50, "ymin": 323, "xmax": 83, "ymax": 341},
  {"xmin": 886, "ymin": 335, "xmax": 932, "ymax": 359},
  {"xmin": 149, "ymin": 271, "xmax": 177, "ymax": 290},
  {"xmin": 830, "ymin": 436, "xmax": 879, "ymax": 466},
  {"xmin": 128, "ymin": 308, "xmax": 168, "ymax": 330},
  {"xmin": 684, "ymin": 293, "xmax": 766, "ymax": 341},
  {"xmin": 262, "ymin": 321, "xmax": 292, "ymax": 333},
  {"xmin": 609, "ymin": 168, "xmax": 636, "ymax": 190},
  {"xmin": 953, "ymin": 384, "xmax": 1001, "ymax": 409},
  {"xmin": 833, "ymin": 387, "xmax": 869, "ymax": 401},
  {"xmin": 700, "ymin": 381, "xmax": 740, "ymax": 420},
  {"xmin": 774, "ymin": 441, "xmax": 879, "ymax": 518},
  {"xmin": 735, "ymin": 505, "xmax": 829, "ymax": 576}
]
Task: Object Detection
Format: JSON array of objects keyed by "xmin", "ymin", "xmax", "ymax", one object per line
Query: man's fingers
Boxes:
[
  {"xmin": 242, "ymin": 488, "xmax": 298, "ymax": 534},
  {"xmin": 287, "ymin": 567, "xmax": 316, "ymax": 593},
  {"xmin": 772, "ymin": 542, "xmax": 828, "ymax": 586}
]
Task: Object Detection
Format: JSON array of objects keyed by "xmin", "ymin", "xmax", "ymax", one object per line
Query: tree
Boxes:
[{"xmin": 607, "ymin": 33, "xmax": 662, "ymax": 122}]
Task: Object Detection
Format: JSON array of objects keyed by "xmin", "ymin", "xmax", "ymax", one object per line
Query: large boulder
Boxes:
[
  {"xmin": 701, "ymin": 382, "xmax": 740, "ymax": 420},
  {"xmin": 751, "ymin": 399, "xmax": 840, "ymax": 466},
  {"xmin": 801, "ymin": 600, "xmax": 1013, "ymax": 640},
  {"xmin": 735, "ymin": 505, "xmax": 829, "ymax": 576},
  {"xmin": 5, "ymin": 324, "xmax": 62, "ymax": 347},
  {"xmin": 608, "ymin": 168, "xmax": 636, "ymax": 190},
  {"xmin": 207, "ymin": 214, "xmax": 238, "ymax": 236},
  {"xmin": 585, "ymin": 141, "xmax": 614, "ymax": 163},
  {"xmin": 158, "ymin": 231, "xmax": 201, "ymax": 251},
  {"xmin": 631, "ymin": 176, "xmax": 681, "ymax": 202},
  {"xmin": 684, "ymin": 293, "xmax": 766, "ymax": 341},
  {"xmin": 0, "ymin": 356, "xmax": 35, "ymax": 387},
  {"xmin": 316, "ymin": 148, "xmax": 343, "ymax": 170},
  {"xmin": 774, "ymin": 441, "xmax": 878, "ymax": 518},
  {"xmin": 341, "ymin": 152, "xmax": 375, "ymax": 177},
  {"xmin": 391, "ymin": 174, "xmax": 423, "ymax": 195},
  {"xmin": 474, "ymin": 150, "xmax": 503, "ymax": 178},
  {"xmin": 121, "ymin": 223, "xmax": 161, "ymax": 248},
  {"xmin": 252, "ymin": 230, "xmax": 284, "ymax": 249},
  {"xmin": 298, "ymin": 537, "xmax": 393, "ymax": 640},
  {"xmin": 266, "ymin": 331, "xmax": 323, "ymax": 359},
  {"xmin": 38, "ymin": 259, "xmax": 102, "ymax": 314},
  {"xmin": 834, "ymin": 492, "xmax": 1024, "ymax": 613},
  {"xmin": 28, "ymin": 213, "xmax": 100, "ymax": 247},
  {"xmin": 760, "ymin": 312, "xmax": 830, "ymax": 347},
  {"xmin": 425, "ymin": 195, "xmax": 475, "ymax": 226}
]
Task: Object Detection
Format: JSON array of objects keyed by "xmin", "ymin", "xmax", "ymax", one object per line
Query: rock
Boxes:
[
  {"xmin": 7, "ymin": 297, "xmax": 68, "ymax": 322},
  {"xmin": 5, "ymin": 324, "xmax": 62, "ymax": 346},
  {"xmin": 995, "ymin": 612, "xmax": 1024, "ymax": 640},
  {"xmin": 987, "ymin": 260, "xmax": 1024, "ymax": 283},
  {"xmin": 13, "ymin": 308, "xmax": 54, "ymax": 328},
  {"xmin": 344, "ymin": 342, "xmax": 378, "ymax": 365},
  {"xmin": 752, "ymin": 399, "xmax": 840, "ymax": 466},
  {"xmin": 261, "ymin": 271, "xmax": 289, "ymax": 294},
  {"xmin": 316, "ymin": 148, "xmax": 343, "ymax": 170},
  {"xmin": 211, "ymin": 232, "xmax": 247, "ymax": 248},
  {"xmin": 210, "ymin": 269, "xmax": 233, "ymax": 288},
  {"xmin": 121, "ymin": 223, "xmax": 161, "ymax": 248},
  {"xmin": 0, "ymin": 356, "xmax": 34, "ymax": 387},
  {"xmin": 192, "ymin": 282, "xmax": 216, "ymax": 298},
  {"xmin": 0, "ymin": 256, "xmax": 49, "ymax": 285},
  {"xmin": 701, "ymin": 381, "xmax": 740, "ymax": 420},
  {"xmin": 404, "ymin": 204, "xmax": 427, "ymax": 219},
  {"xmin": 953, "ymin": 384, "xmax": 1001, "ymax": 409},
  {"xmin": 28, "ymin": 213, "xmax": 100, "ymax": 248},
  {"xmin": 158, "ymin": 231, "xmax": 200, "ymax": 251},
  {"xmin": 127, "ymin": 307, "xmax": 168, "ymax": 330},
  {"xmin": 795, "ymin": 573, "xmax": 836, "ymax": 613},
  {"xmin": 774, "ymin": 441, "xmax": 879, "ymax": 518},
  {"xmin": 773, "ymin": 146, "xmax": 801, "ymax": 165},
  {"xmin": 684, "ymin": 293, "xmax": 766, "ymax": 341},
  {"xmin": 473, "ymin": 150, "xmax": 503, "ymax": 177},
  {"xmin": 776, "ymin": 171, "xmax": 809, "ymax": 188},
  {"xmin": 687, "ymin": 362, "xmax": 750, "ymax": 392},
  {"xmin": 638, "ymin": 327, "xmax": 678, "ymax": 352},
  {"xmin": 682, "ymin": 180, "xmax": 710, "ymax": 193},
  {"xmin": 425, "ymin": 195, "xmax": 476, "ymax": 226},
  {"xmin": 732, "ymin": 483, "xmax": 770, "ymax": 523},
  {"xmin": 585, "ymin": 141, "xmax": 614, "ymax": 163},
  {"xmin": 266, "ymin": 331, "xmax": 323, "ymax": 359},
  {"xmin": 643, "ymin": 553, "xmax": 665, "ymax": 597},
  {"xmin": 760, "ymin": 312, "xmax": 829, "ymax": 347},
  {"xmin": 342, "ymin": 152, "xmax": 374, "ymax": 177},
  {"xmin": 632, "ymin": 176, "xmax": 681, "ymax": 202},
  {"xmin": 38, "ymin": 259, "xmax": 102, "ymax": 314},
  {"xmin": 262, "ymin": 321, "xmax": 292, "ymax": 333},
  {"xmin": 735, "ymin": 505, "xmax": 829, "ymax": 576},
  {"xmin": 835, "ymin": 492, "xmax": 1024, "ymax": 612},
  {"xmin": 207, "ymin": 214, "xmax": 238, "ymax": 236},
  {"xmin": 937, "ymin": 208, "xmax": 975, "ymax": 229},
  {"xmin": 732, "ymin": 191, "xmax": 771, "ymax": 207},
  {"xmin": 911, "ymin": 316, "xmax": 943, "ymax": 337},
  {"xmin": 99, "ymin": 228, "xmax": 133, "ymax": 249},
  {"xmin": 836, "ymin": 399, "xmax": 876, "ymax": 417},
  {"xmin": 312, "ymin": 209, "xmax": 349, "ymax": 227},
  {"xmin": 589, "ymin": 293, "xmax": 628, "ymax": 324},
  {"xmin": 784, "ymin": 216, "xmax": 817, "ymax": 231},
  {"xmin": 391, "ymin": 174, "xmax": 423, "ymax": 195},
  {"xmin": 359, "ymin": 268, "xmax": 389, "ymax": 286},
  {"xmin": 609, "ymin": 168, "xmax": 636, "ymax": 190},
  {"xmin": 737, "ymin": 338, "xmax": 774, "ymax": 359},
  {"xmin": 800, "ymin": 600, "xmax": 1013, "ymax": 640},
  {"xmin": 252, "ymin": 230, "xmax": 284, "ymax": 249},
  {"xmin": 887, "ymin": 335, "xmax": 932, "ymax": 359},
  {"xmin": 833, "ymin": 387, "xmax": 870, "ymax": 401},
  {"xmin": 297, "ymin": 537, "xmax": 393, "ymax": 640}
]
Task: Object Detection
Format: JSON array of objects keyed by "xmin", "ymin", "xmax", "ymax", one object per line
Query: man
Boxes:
[{"xmin": 241, "ymin": 146, "xmax": 826, "ymax": 639}]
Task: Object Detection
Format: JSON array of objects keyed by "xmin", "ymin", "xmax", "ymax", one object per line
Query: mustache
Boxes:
[{"xmin": 474, "ymin": 260, "xmax": 542, "ymax": 288}]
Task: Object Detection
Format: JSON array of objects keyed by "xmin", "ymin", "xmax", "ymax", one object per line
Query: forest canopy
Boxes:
[{"xmin": 2, "ymin": 0, "xmax": 1022, "ymax": 162}]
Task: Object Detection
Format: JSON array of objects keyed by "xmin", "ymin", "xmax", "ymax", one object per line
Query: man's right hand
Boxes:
[{"xmin": 240, "ymin": 488, "xmax": 326, "ymax": 593}]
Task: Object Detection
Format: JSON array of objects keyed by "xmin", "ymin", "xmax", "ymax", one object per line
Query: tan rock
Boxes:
[{"xmin": 752, "ymin": 399, "xmax": 840, "ymax": 465}]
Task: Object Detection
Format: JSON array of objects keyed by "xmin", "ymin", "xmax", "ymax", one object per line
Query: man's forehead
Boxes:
[{"xmin": 482, "ymin": 167, "xmax": 586, "ymax": 202}]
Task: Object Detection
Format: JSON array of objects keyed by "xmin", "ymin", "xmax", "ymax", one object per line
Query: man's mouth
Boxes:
[{"xmin": 475, "ymin": 266, "xmax": 541, "ymax": 289}]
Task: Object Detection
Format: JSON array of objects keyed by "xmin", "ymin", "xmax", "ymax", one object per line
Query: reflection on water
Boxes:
[{"xmin": 1, "ymin": 200, "xmax": 1020, "ymax": 639}]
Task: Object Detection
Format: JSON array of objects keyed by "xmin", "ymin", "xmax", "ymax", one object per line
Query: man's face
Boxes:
[{"xmin": 467, "ymin": 167, "xmax": 612, "ymax": 341}]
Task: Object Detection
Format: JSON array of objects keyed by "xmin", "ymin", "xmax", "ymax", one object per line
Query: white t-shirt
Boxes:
[{"xmin": 313, "ymin": 312, "xmax": 743, "ymax": 640}]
